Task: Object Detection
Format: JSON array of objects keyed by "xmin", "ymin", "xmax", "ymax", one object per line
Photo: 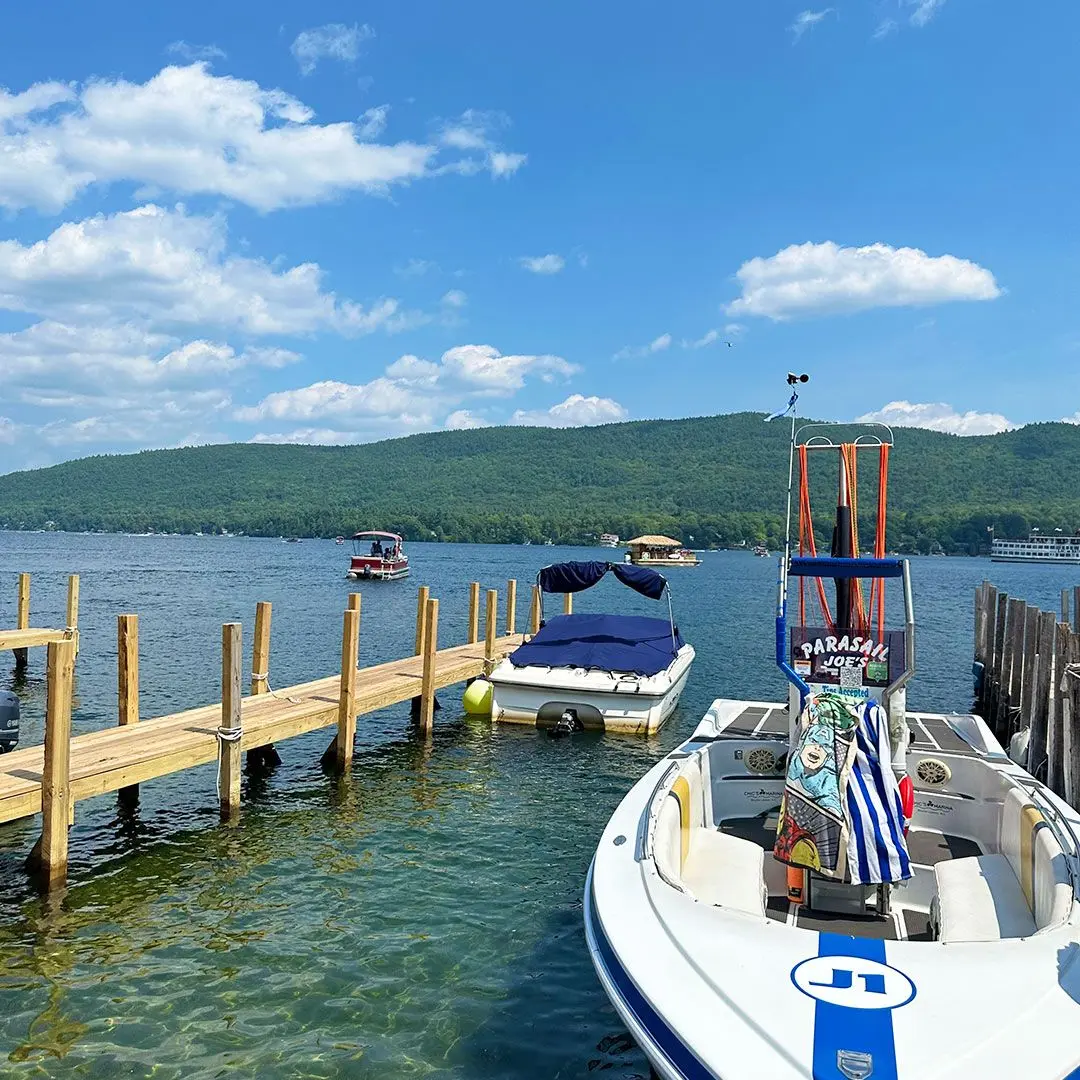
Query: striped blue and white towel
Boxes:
[{"xmin": 844, "ymin": 701, "xmax": 912, "ymax": 885}]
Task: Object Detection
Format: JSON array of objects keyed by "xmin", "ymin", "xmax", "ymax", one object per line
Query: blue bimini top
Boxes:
[{"xmin": 509, "ymin": 613, "xmax": 684, "ymax": 677}]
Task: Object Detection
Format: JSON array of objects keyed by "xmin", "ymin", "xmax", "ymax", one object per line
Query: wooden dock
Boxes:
[
  {"xmin": 0, "ymin": 572, "xmax": 80, "ymax": 667},
  {"xmin": 973, "ymin": 580, "xmax": 1080, "ymax": 802},
  {"xmin": 1, "ymin": 576, "xmax": 542, "ymax": 889}
]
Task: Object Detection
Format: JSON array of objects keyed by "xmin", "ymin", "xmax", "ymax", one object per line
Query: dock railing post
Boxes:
[
  {"xmin": 467, "ymin": 582, "xmax": 480, "ymax": 645},
  {"xmin": 14, "ymin": 572, "xmax": 30, "ymax": 671},
  {"xmin": 1020, "ymin": 606, "xmax": 1039, "ymax": 738},
  {"xmin": 484, "ymin": 589, "xmax": 498, "ymax": 674},
  {"xmin": 1050, "ymin": 621, "xmax": 1070, "ymax": 797},
  {"xmin": 66, "ymin": 574, "xmax": 80, "ymax": 657},
  {"xmin": 529, "ymin": 585, "xmax": 541, "ymax": 635},
  {"xmin": 117, "ymin": 614, "xmax": 140, "ymax": 807},
  {"xmin": 218, "ymin": 623, "xmax": 243, "ymax": 821},
  {"xmin": 990, "ymin": 592, "xmax": 1009, "ymax": 734},
  {"xmin": 33, "ymin": 637, "xmax": 76, "ymax": 889},
  {"xmin": 419, "ymin": 598, "xmax": 439, "ymax": 734},
  {"xmin": 334, "ymin": 599, "xmax": 361, "ymax": 771},
  {"xmin": 506, "ymin": 579, "xmax": 517, "ymax": 635},
  {"xmin": 1063, "ymin": 589, "xmax": 1071, "ymax": 626},
  {"xmin": 563, "ymin": 592, "xmax": 573, "ymax": 615}
]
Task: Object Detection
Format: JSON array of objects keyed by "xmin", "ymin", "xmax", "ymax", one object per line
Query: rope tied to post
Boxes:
[{"xmin": 251, "ymin": 668, "xmax": 302, "ymax": 705}]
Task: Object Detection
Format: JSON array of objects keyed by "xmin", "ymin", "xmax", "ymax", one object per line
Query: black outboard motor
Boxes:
[{"xmin": 0, "ymin": 690, "xmax": 19, "ymax": 753}]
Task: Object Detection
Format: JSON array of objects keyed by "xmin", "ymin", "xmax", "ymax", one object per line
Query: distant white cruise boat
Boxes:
[
  {"xmin": 599, "ymin": 533, "xmax": 620, "ymax": 548},
  {"xmin": 991, "ymin": 529, "xmax": 1080, "ymax": 564}
]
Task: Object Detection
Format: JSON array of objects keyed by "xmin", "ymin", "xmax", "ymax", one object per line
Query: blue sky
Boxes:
[{"xmin": 0, "ymin": 0, "xmax": 1077, "ymax": 469}]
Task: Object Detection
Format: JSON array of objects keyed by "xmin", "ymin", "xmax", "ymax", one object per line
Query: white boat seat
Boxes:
[
  {"xmin": 933, "ymin": 854, "xmax": 1036, "ymax": 942},
  {"xmin": 682, "ymin": 829, "xmax": 767, "ymax": 917},
  {"xmin": 932, "ymin": 786, "xmax": 1073, "ymax": 942}
]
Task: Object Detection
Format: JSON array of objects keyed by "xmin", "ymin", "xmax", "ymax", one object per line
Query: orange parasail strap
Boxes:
[{"xmin": 798, "ymin": 445, "xmax": 834, "ymax": 631}]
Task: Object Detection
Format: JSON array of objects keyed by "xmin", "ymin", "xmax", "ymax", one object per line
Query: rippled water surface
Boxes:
[{"xmin": 0, "ymin": 535, "xmax": 1076, "ymax": 1077}]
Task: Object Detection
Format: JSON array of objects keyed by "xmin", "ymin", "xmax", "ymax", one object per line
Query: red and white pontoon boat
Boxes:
[{"xmin": 347, "ymin": 531, "xmax": 410, "ymax": 581}]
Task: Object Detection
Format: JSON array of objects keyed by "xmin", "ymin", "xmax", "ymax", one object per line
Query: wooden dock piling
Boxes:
[
  {"xmin": 14, "ymin": 573, "xmax": 30, "ymax": 671},
  {"xmin": 415, "ymin": 585, "xmax": 430, "ymax": 655},
  {"xmin": 973, "ymin": 580, "xmax": 1080, "ymax": 794},
  {"xmin": 30, "ymin": 638, "xmax": 76, "ymax": 888},
  {"xmin": 529, "ymin": 585, "xmax": 541, "ymax": 634},
  {"xmin": 333, "ymin": 600, "xmax": 361, "ymax": 771},
  {"xmin": 117, "ymin": 614, "xmax": 140, "ymax": 806},
  {"xmin": 485, "ymin": 589, "xmax": 498, "ymax": 674},
  {"xmin": 419, "ymin": 598, "xmax": 439, "ymax": 734},
  {"xmin": 563, "ymin": 592, "xmax": 573, "ymax": 615},
  {"xmin": 66, "ymin": 574, "xmax": 80, "ymax": 655},
  {"xmin": 218, "ymin": 623, "xmax": 242, "ymax": 821},
  {"xmin": 506, "ymin": 579, "xmax": 517, "ymax": 635},
  {"xmin": 248, "ymin": 600, "xmax": 282, "ymax": 769},
  {"xmin": 467, "ymin": 582, "xmax": 480, "ymax": 645}
]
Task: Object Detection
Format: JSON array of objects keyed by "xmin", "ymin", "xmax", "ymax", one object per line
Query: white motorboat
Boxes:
[
  {"xmin": 586, "ymin": 381, "xmax": 1080, "ymax": 1079},
  {"xmin": 488, "ymin": 560, "xmax": 695, "ymax": 734}
]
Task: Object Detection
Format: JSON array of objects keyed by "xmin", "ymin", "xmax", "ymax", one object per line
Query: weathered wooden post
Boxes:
[
  {"xmin": 117, "ymin": 614, "xmax": 140, "ymax": 807},
  {"xmin": 419, "ymin": 598, "xmax": 439, "ymax": 734},
  {"xmin": 1062, "ymin": 588, "xmax": 1071, "ymax": 626},
  {"xmin": 66, "ymin": 574, "xmax": 80, "ymax": 657},
  {"xmin": 506, "ymin": 579, "xmax": 517, "ymax": 635},
  {"xmin": 33, "ymin": 638, "xmax": 76, "ymax": 888},
  {"xmin": 1020, "ymin": 606, "xmax": 1039, "ymax": 735},
  {"xmin": 218, "ymin": 623, "xmax": 243, "ymax": 821},
  {"xmin": 414, "ymin": 585, "xmax": 430, "ymax": 655},
  {"xmin": 1066, "ymin": 631, "xmax": 1080, "ymax": 807},
  {"xmin": 990, "ymin": 590, "xmax": 1008, "ymax": 725},
  {"xmin": 1073, "ymin": 588, "xmax": 1080, "ymax": 634},
  {"xmin": 563, "ymin": 592, "xmax": 573, "ymax": 615},
  {"xmin": 1030, "ymin": 610, "xmax": 1056, "ymax": 781},
  {"xmin": 484, "ymin": 588, "xmax": 498, "ymax": 674},
  {"xmin": 467, "ymin": 582, "xmax": 480, "ymax": 645},
  {"xmin": 13, "ymin": 572, "xmax": 30, "ymax": 671},
  {"xmin": 248, "ymin": 601, "xmax": 280, "ymax": 768},
  {"xmin": 333, "ymin": 600, "xmax": 361, "ymax": 771},
  {"xmin": 1050, "ymin": 621, "xmax": 1071, "ymax": 797},
  {"xmin": 529, "ymin": 585, "xmax": 542, "ymax": 635}
]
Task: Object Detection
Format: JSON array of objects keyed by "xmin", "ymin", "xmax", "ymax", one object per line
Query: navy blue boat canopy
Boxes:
[
  {"xmin": 537, "ymin": 560, "xmax": 667, "ymax": 600},
  {"xmin": 509, "ymin": 613, "xmax": 684, "ymax": 676},
  {"xmin": 788, "ymin": 556, "xmax": 904, "ymax": 580}
]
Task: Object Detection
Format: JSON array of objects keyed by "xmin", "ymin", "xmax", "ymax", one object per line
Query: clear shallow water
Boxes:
[{"xmin": 0, "ymin": 535, "xmax": 1077, "ymax": 1077}]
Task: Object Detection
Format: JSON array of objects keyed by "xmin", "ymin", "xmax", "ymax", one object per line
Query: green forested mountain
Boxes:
[{"xmin": 2, "ymin": 413, "xmax": 1079, "ymax": 553}]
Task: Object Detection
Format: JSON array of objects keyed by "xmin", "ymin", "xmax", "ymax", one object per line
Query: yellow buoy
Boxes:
[{"xmin": 463, "ymin": 678, "xmax": 493, "ymax": 716}]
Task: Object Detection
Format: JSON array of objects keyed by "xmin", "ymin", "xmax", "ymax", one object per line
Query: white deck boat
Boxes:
[
  {"xmin": 586, "ymin": 383, "xmax": 1080, "ymax": 1079},
  {"xmin": 488, "ymin": 560, "xmax": 695, "ymax": 734}
]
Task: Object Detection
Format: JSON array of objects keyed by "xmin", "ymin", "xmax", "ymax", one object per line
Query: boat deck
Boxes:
[{"xmin": 720, "ymin": 702, "xmax": 983, "ymax": 758}]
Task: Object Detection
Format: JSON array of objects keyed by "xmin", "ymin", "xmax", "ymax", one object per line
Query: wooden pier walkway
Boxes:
[{"xmin": 1, "ymin": 575, "xmax": 543, "ymax": 889}]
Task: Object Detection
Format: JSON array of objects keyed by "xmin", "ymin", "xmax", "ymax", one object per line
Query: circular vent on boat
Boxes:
[
  {"xmin": 916, "ymin": 758, "xmax": 952, "ymax": 786},
  {"xmin": 745, "ymin": 748, "xmax": 778, "ymax": 774}
]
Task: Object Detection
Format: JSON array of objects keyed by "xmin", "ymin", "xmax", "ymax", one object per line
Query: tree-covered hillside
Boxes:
[{"xmin": 2, "ymin": 413, "xmax": 1079, "ymax": 553}]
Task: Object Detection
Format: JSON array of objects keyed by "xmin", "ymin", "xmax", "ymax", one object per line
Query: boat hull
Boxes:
[
  {"xmin": 488, "ymin": 646, "xmax": 694, "ymax": 734},
  {"xmin": 630, "ymin": 556, "xmax": 701, "ymax": 568},
  {"xmin": 346, "ymin": 559, "xmax": 410, "ymax": 581}
]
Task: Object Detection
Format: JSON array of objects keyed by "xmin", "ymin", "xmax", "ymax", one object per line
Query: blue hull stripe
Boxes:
[
  {"xmin": 586, "ymin": 882, "xmax": 715, "ymax": 1080},
  {"xmin": 812, "ymin": 932, "xmax": 899, "ymax": 1080}
]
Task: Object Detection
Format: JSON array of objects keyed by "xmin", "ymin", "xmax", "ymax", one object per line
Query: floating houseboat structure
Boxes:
[{"xmin": 625, "ymin": 535, "xmax": 701, "ymax": 568}]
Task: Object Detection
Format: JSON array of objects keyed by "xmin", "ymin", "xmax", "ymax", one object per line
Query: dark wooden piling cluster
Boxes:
[
  {"xmin": 2, "ymin": 576, "xmax": 539, "ymax": 891},
  {"xmin": 973, "ymin": 581, "xmax": 1080, "ymax": 801}
]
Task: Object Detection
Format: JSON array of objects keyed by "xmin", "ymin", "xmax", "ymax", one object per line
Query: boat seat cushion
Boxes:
[
  {"xmin": 933, "ymin": 853, "xmax": 1036, "ymax": 942},
  {"xmin": 682, "ymin": 828, "xmax": 767, "ymax": 918}
]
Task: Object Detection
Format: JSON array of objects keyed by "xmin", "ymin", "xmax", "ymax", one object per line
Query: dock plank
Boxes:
[{"xmin": 0, "ymin": 634, "xmax": 520, "ymax": 824}]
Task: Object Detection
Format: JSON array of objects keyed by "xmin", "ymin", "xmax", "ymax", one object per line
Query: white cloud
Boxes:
[
  {"xmin": 441, "ymin": 289, "xmax": 468, "ymax": 309},
  {"xmin": 614, "ymin": 333, "xmax": 672, "ymax": 360},
  {"xmin": 249, "ymin": 427, "xmax": 360, "ymax": 445},
  {"xmin": 520, "ymin": 254, "xmax": 565, "ymax": 275},
  {"xmin": 166, "ymin": 41, "xmax": 226, "ymax": 62},
  {"xmin": 855, "ymin": 400, "xmax": 1017, "ymax": 436},
  {"xmin": 0, "ymin": 320, "xmax": 300, "ymax": 392},
  {"xmin": 445, "ymin": 409, "xmax": 487, "ymax": 430},
  {"xmin": 291, "ymin": 24, "xmax": 374, "ymax": 76},
  {"xmin": 726, "ymin": 241, "xmax": 1001, "ymax": 320},
  {"xmin": 0, "ymin": 417, "xmax": 16, "ymax": 444},
  {"xmin": 724, "ymin": 322, "xmax": 746, "ymax": 336},
  {"xmin": 0, "ymin": 64, "xmax": 519, "ymax": 213},
  {"xmin": 236, "ymin": 343, "xmax": 576, "ymax": 425},
  {"xmin": 437, "ymin": 110, "xmax": 527, "ymax": 179},
  {"xmin": 908, "ymin": 0, "xmax": 946, "ymax": 27},
  {"xmin": 357, "ymin": 104, "xmax": 390, "ymax": 139},
  {"xmin": 0, "ymin": 203, "xmax": 405, "ymax": 336},
  {"xmin": 511, "ymin": 394, "xmax": 628, "ymax": 428},
  {"xmin": 873, "ymin": 18, "xmax": 899, "ymax": 38},
  {"xmin": 395, "ymin": 258, "xmax": 435, "ymax": 278},
  {"xmin": 790, "ymin": 8, "xmax": 835, "ymax": 41}
]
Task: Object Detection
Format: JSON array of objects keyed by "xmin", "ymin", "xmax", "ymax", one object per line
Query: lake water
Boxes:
[{"xmin": 0, "ymin": 535, "xmax": 1077, "ymax": 1077}]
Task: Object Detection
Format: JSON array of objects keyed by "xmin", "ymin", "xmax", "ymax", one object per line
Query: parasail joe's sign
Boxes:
[{"xmin": 791, "ymin": 627, "xmax": 905, "ymax": 691}]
